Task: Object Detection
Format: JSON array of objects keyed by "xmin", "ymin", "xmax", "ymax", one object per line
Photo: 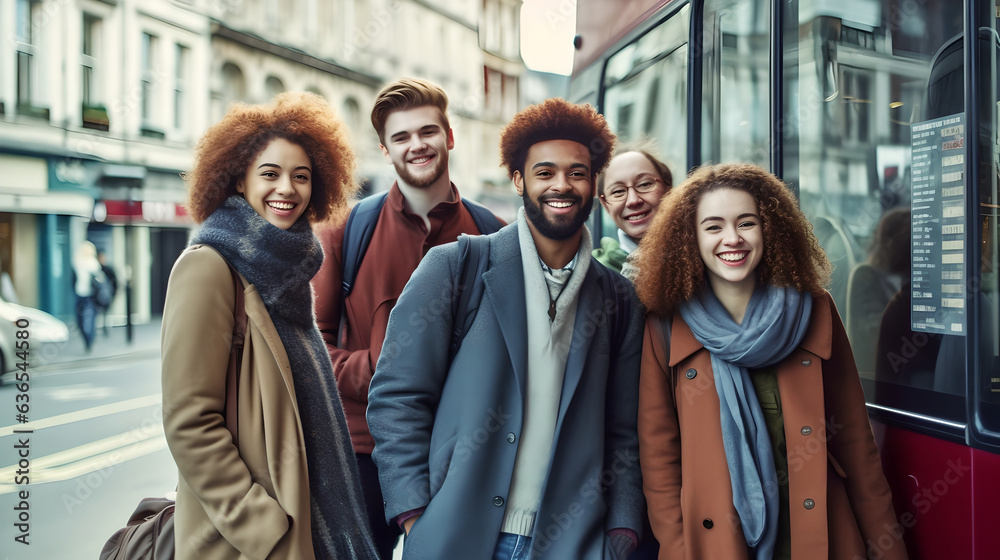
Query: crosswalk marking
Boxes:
[
  {"xmin": 0, "ymin": 394, "xmax": 161, "ymax": 437},
  {"xmin": 0, "ymin": 425, "xmax": 167, "ymax": 495}
]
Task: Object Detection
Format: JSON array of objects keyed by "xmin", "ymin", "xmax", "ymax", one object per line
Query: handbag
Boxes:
[{"xmin": 99, "ymin": 257, "xmax": 247, "ymax": 560}]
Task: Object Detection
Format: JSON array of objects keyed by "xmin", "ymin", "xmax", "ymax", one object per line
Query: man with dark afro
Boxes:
[{"xmin": 367, "ymin": 98, "xmax": 645, "ymax": 560}]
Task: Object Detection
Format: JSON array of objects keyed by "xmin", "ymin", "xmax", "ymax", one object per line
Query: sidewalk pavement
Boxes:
[{"xmin": 44, "ymin": 316, "xmax": 163, "ymax": 366}]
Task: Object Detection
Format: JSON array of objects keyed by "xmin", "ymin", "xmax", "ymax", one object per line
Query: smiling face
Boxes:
[
  {"xmin": 380, "ymin": 105, "xmax": 454, "ymax": 189},
  {"xmin": 236, "ymin": 137, "xmax": 312, "ymax": 229},
  {"xmin": 514, "ymin": 139, "xmax": 595, "ymax": 241},
  {"xmin": 695, "ymin": 188, "xmax": 763, "ymax": 295},
  {"xmin": 600, "ymin": 151, "xmax": 669, "ymax": 240}
]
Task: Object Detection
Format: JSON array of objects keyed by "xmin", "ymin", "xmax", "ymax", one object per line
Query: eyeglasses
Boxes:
[{"xmin": 602, "ymin": 177, "xmax": 664, "ymax": 203}]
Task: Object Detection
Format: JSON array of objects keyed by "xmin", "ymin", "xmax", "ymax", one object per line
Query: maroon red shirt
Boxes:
[{"xmin": 313, "ymin": 182, "xmax": 503, "ymax": 453}]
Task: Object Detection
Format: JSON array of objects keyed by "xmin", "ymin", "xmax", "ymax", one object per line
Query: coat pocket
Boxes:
[{"xmin": 428, "ymin": 433, "xmax": 458, "ymax": 497}]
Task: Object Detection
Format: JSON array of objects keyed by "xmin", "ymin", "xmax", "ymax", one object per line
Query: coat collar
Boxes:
[
  {"xmin": 482, "ymin": 223, "xmax": 606, "ymax": 421},
  {"xmin": 669, "ymin": 291, "xmax": 834, "ymax": 367}
]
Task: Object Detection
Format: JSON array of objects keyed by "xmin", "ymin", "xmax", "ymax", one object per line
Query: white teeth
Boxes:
[
  {"xmin": 547, "ymin": 201, "xmax": 573, "ymax": 208},
  {"xmin": 268, "ymin": 201, "xmax": 294, "ymax": 210},
  {"xmin": 627, "ymin": 212, "xmax": 649, "ymax": 221},
  {"xmin": 410, "ymin": 156, "xmax": 431, "ymax": 164},
  {"xmin": 719, "ymin": 252, "xmax": 747, "ymax": 262}
]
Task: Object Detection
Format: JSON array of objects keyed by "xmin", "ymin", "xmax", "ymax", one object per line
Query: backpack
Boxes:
[
  {"xmin": 340, "ymin": 191, "xmax": 504, "ymax": 298},
  {"xmin": 92, "ymin": 273, "xmax": 114, "ymax": 309},
  {"xmin": 99, "ymin": 254, "xmax": 247, "ymax": 560}
]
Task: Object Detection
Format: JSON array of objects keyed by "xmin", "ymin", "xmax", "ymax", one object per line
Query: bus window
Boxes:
[
  {"xmin": 600, "ymin": 3, "xmax": 689, "ymax": 239},
  {"xmin": 702, "ymin": 0, "xmax": 771, "ymax": 167},
  {"xmin": 976, "ymin": 9, "xmax": 1000, "ymax": 438},
  {"xmin": 782, "ymin": 0, "xmax": 965, "ymax": 421}
]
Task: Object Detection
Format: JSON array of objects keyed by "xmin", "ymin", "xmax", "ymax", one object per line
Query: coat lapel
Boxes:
[
  {"xmin": 482, "ymin": 227, "xmax": 528, "ymax": 399},
  {"xmin": 242, "ymin": 284, "xmax": 300, "ymax": 417},
  {"xmin": 556, "ymin": 266, "xmax": 601, "ymax": 427}
]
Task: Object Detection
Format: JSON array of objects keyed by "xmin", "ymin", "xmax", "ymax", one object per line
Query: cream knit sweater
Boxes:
[{"xmin": 501, "ymin": 209, "xmax": 593, "ymax": 536}]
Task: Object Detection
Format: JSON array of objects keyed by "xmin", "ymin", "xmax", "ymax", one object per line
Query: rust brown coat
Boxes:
[
  {"xmin": 638, "ymin": 292, "xmax": 907, "ymax": 560},
  {"xmin": 162, "ymin": 246, "xmax": 314, "ymax": 559}
]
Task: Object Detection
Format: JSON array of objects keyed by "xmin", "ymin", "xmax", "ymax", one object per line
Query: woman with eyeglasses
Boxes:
[{"xmin": 594, "ymin": 141, "xmax": 673, "ymax": 280}]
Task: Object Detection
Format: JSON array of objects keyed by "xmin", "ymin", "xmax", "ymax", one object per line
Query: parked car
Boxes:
[{"xmin": 0, "ymin": 295, "xmax": 70, "ymax": 382}]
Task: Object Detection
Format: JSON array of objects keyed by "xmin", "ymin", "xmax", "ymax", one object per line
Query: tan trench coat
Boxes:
[
  {"xmin": 638, "ymin": 292, "xmax": 907, "ymax": 560},
  {"xmin": 161, "ymin": 245, "xmax": 315, "ymax": 559}
]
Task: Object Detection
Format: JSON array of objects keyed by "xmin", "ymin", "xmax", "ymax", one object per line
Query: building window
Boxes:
[
  {"xmin": 82, "ymin": 15, "xmax": 99, "ymax": 106},
  {"xmin": 481, "ymin": 0, "xmax": 501, "ymax": 54},
  {"xmin": 484, "ymin": 66, "xmax": 502, "ymax": 119},
  {"xmin": 265, "ymin": 76, "xmax": 285, "ymax": 101},
  {"xmin": 141, "ymin": 32, "xmax": 159, "ymax": 133},
  {"xmin": 81, "ymin": 13, "xmax": 109, "ymax": 131},
  {"xmin": 15, "ymin": 0, "xmax": 47, "ymax": 119},
  {"xmin": 218, "ymin": 62, "xmax": 246, "ymax": 121},
  {"xmin": 174, "ymin": 44, "xmax": 189, "ymax": 130}
]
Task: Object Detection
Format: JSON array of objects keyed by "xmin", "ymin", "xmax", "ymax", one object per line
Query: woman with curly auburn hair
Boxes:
[
  {"xmin": 634, "ymin": 163, "xmax": 906, "ymax": 560},
  {"xmin": 162, "ymin": 92, "xmax": 377, "ymax": 559}
]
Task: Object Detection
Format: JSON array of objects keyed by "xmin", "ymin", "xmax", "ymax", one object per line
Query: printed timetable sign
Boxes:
[{"xmin": 910, "ymin": 112, "xmax": 966, "ymax": 335}]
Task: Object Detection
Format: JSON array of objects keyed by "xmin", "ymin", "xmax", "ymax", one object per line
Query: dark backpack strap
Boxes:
[
  {"xmin": 461, "ymin": 198, "xmax": 504, "ymax": 234},
  {"xmin": 224, "ymin": 262, "xmax": 247, "ymax": 445},
  {"xmin": 648, "ymin": 312, "xmax": 674, "ymax": 407},
  {"xmin": 656, "ymin": 313, "xmax": 671, "ymax": 366},
  {"xmin": 599, "ymin": 267, "xmax": 632, "ymax": 364},
  {"xmin": 450, "ymin": 234, "xmax": 491, "ymax": 359},
  {"xmin": 341, "ymin": 192, "xmax": 390, "ymax": 298}
]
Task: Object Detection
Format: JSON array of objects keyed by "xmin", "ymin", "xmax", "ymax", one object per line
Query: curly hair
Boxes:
[
  {"xmin": 635, "ymin": 163, "xmax": 832, "ymax": 315},
  {"xmin": 499, "ymin": 98, "xmax": 616, "ymax": 179},
  {"xmin": 185, "ymin": 91, "xmax": 358, "ymax": 224},
  {"xmin": 370, "ymin": 77, "xmax": 450, "ymax": 144}
]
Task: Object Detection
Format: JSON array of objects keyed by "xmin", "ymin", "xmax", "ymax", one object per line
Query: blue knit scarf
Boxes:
[
  {"xmin": 192, "ymin": 196, "xmax": 377, "ymax": 559},
  {"xmin": 679, "ymin": 284, "xmax": 812, "ymax": 560}
]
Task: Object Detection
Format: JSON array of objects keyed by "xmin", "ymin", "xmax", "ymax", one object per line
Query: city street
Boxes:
[{"xmin": 0, "ymin": 325, "xmax": 175, "ymax": 560}]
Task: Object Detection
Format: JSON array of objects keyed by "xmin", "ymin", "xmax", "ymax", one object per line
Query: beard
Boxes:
[
  {"xmin": 522, "ymin": 190, "xmax": 594, "ymax": 241},
  {"xmin": 393, "ymin": 152, "xmax": 448, "ymax": 189}
]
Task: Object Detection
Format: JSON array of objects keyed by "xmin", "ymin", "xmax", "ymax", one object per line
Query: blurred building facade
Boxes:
[{"xmin": 0, "ymin": 0, "xmax": 525, "ymax": 322}]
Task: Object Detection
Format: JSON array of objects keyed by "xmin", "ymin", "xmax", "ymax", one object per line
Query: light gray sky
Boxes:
[{"xmin": 520, "ymin": 0, "xmax": 577, "ymax": 75}]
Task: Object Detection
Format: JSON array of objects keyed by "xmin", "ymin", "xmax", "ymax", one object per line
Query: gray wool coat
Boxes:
[{"xmin": 367, "ymin": 223, "xmax": 645, "ymax": 560}]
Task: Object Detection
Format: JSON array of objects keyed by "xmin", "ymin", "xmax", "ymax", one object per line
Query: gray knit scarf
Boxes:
[
  {"xmin": 192, "ymin": 196, "xmax": 377, "ymax": 559},
  {"xmin": 679, "ymin": 284, "xmax": 811, "ymax": 560}
]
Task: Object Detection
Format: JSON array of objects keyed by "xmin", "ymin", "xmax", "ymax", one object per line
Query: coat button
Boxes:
[
  {"xmin": 801, "ymin": 426, "xmax": 813, "ymax": 436},
  {"xmin": 702, "ymin": 519, "xmax": 713, "ymax": 529},
  {"xmin": 493, "ymin": 496, "xmax": 504, "ymax": 507},
  {"xmin": 506, "ymin": 432, "xmax": 516, "ymax": 444},
  {"xmin": 803, "ymin": 498, "xmax": 815, "ymax": 509},
  {"xmin": 685, "ymin": 368, "xmax": 697, "ymax": 379},
  {"xmin": 801, "ymin": 359, "xmax": 812, "ymax": 367}
]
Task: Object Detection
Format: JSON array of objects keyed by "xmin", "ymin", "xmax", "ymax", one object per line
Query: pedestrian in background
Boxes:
[
  {"xmin": 634, "ymin": 163, "xmax": 906, "ymax": 560},
  {"xmin": 96, "ymin": 250, "xmax": 118, "ymax": 335},
  {"xmin": 72, "ymin": 240, "xmax": 104, "ymax": 352},
  {"xmin": 162, "ymin": 92, "xmax": 378, "ymax": 559},
  {"xmin": 594, "ymin": 141, "xmax": 673, "ymax": 281}
]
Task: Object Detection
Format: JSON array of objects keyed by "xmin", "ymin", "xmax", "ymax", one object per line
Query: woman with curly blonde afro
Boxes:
[
  {"xmin": 163, "ymin": 92, "xmax": 378, "ymax": 559},
  {"xmin": 635, "ymin": 163, "xmax": 906, "ymax": 560}
]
